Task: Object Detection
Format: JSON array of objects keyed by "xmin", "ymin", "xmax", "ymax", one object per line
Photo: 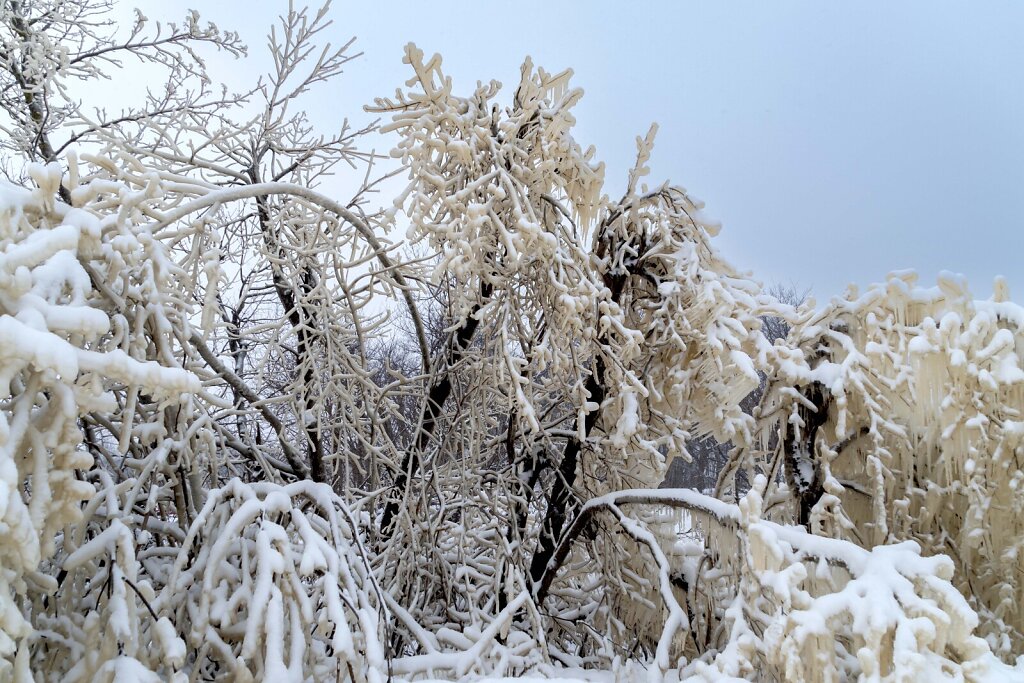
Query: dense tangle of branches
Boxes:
[{"xmin": 0, "ymin": 2, "xmax": 1021, "ymax": 681}]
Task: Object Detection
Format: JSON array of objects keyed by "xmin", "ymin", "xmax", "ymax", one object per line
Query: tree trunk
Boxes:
[{"xmin": 783, "ymin": 382, "xmax": 830, "ymax": 528}]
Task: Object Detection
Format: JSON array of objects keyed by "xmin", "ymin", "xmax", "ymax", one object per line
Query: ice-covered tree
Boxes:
[
  {"xmin": 742, "ymin": 272, "xmax": 1024, "ymax": 659},
  {"xmin": 0, "ymin": 1, "xmax": 1021, "ymax": 681}
]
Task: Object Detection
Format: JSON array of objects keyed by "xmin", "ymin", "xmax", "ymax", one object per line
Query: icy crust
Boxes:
[
  {"xmin": 760, "ymin": 270, "xmax": 1024, "ymax": 658},
  {"xmin": 0, "ymin": 166, "xmax": 198, "ymax": 678}
]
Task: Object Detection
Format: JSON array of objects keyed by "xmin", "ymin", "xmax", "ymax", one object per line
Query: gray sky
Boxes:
[{"xmin": 129, "ymin": 0, "xmax": 1024, "ymax": 303}]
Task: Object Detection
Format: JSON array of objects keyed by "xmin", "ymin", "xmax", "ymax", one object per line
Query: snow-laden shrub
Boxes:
[
  {"xmin": 29, "ymin": 474, "xmax": 187, "ymax": 682},
  {"xmin": 158, "ymin": 480, "xmax": 386, "ymax": 682},
  {"xmin": 529, "ymin": 483, "xmax": 1003, "ymax": 682},
  {"xmin": 0, "ymin": 164, "xmax": 197, "ymax": 678}
]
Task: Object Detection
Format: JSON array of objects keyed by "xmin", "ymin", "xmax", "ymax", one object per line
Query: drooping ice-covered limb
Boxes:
[
  {"xmin": 535, "ymin": 487, "xmax": 741, "ymax": 602},
  {"xmin": 157, "ymin": 479, "xmax": 388, "ymax": 682},
  {"xmin": 149, "ymin": 181, "xmax": 429, "ymax": 375},
  {"xmin": 537, "ymin": 483, "xmax": 998, "ymax": 681}
]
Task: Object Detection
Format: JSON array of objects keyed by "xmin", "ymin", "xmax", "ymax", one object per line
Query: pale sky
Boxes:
[{"xmin": 125, "ymin": 1, "xmax": 1024, "ymax": 303}]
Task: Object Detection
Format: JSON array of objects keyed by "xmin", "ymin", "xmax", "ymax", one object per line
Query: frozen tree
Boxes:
[
  {"xmin": 744, "ymin": 272, "xmax": 1024, "ymax": 659},
  {"xmin": 0, "ymin": 2, "xmax": 1021, "ymax": 682},
  {"xmin": 0, "ymin": 0, "xmax": 244, "ymax": 182}
]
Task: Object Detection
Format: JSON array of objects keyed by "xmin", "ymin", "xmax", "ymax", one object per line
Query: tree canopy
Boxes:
[{"xmin": 0, "ymin": 2, "xmax": 1021, "ymax": 681}]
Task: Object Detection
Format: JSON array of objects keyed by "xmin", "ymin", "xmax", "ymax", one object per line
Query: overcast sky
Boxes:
[{"xmin": 129, "ymin": 1, "xmax": 1024, "ymax": 303}]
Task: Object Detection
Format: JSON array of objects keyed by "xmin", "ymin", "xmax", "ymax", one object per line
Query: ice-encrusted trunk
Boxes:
[
  {"xmin": 783, "ymin": 381, "xmax": 830, "ymax": 528},
  {"xmin": 380, "ymin": 281, "xmax": 493, "ymax": 536},
  {"xmin": 529, "ymin": 268, "xmax": 626, "ymax": 587},
  {"xmin": 253, "ymin": 188, "xmax": 323, "ymax": 482}
]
